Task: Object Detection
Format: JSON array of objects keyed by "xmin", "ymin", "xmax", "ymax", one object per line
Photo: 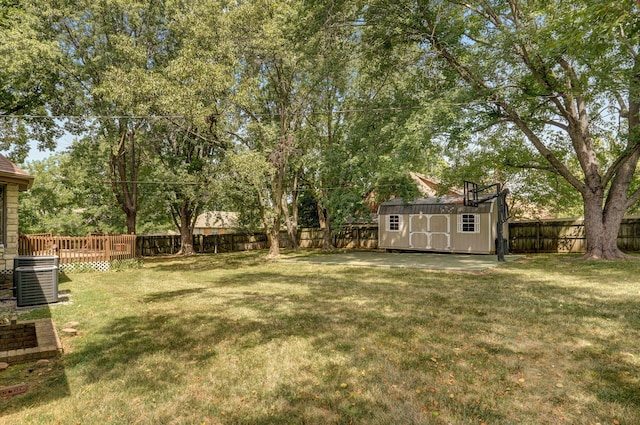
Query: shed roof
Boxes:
[
  {"xmin": 0, "ymin": 154, "xmax": 34, "ymax": 190},
  {"xmin": 378, "ymin": 196, "xmax": 495, "ymax": 215}
]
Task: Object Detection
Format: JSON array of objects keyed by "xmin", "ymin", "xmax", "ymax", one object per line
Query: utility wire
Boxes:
[
  {"xmin": 0, "ymin": 114, "xmax": 185, "ymax": 119},
  {"xmin": 104, "ymin": 180, "xmax": 406, "ymax": 192},
  {"xmin": 102, "ymin": 180, "xmax": 201, "ymax": 185},
  {"xmin": 0, "ymin": 105, "xmax": 434, "ymax": 121}
]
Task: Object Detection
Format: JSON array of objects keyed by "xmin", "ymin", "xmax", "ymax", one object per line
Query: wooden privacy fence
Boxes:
[
  {"xmin": 508, "ymin": 217, "xmax": 640, "ymax": 253},
  {"xmin": 19, "ymin": 218, "xmax": 640, "ymax": 261},
  {"xmin": 137, "ymin": 233, "xmax": 269, "ymax": 256},
  {"xmin": 19, "ymin": 234, "xmax": 137, "ymax": 264},
  {"xmin": 136, "ymin": 225, "xmax": 379, "ymax": 256},
  {"xmin": 138, "ymin": 220, "xmax": 640, "ymax": 256}
]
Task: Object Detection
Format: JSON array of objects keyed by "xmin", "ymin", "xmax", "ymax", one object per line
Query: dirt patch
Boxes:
[{"xmin": 280, "ymin": 250, "xmax": 524, "ymax": 271}]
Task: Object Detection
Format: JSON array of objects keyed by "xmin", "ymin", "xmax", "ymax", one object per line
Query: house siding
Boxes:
[{"xmin": 1, "ymin": 184, "xmax": 20, "ymax": 271}]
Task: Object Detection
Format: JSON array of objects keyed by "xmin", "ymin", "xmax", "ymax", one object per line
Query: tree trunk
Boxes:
[
  {"xmin": 110, "ymin": 121, "xmax": 140, "ymax": 235},
  {"xmin": 266, "ymin": 224, "xmax": 281, "ymax": 258},
  {"xmin": 256, "ymin": 189, "xmax": 282, "ymax": 258},
  {"xmin": 582, "ymin": 55, "xmax": 640, "ymax": 260},
  {"xmin": 581, "ymin": 192, "xmax": 629, "ymax": 260},
  {"xmin": 317, "ymin": 196, "xmax": 335, "ymax": 250},
  {"xmin": 125, "ymin": 212, "xmax": 136, "ymax": 236},
  {"xmin": 282, "ymin": 188, "xmax": 300, "ymax": 249},
  {"xmin": 178, "ymin": 210, "xmax": 195, "ymax": 256},
  {"xmin": 268, "ymin": 190, "xmax": 283, "ymax": 258},
  {"xmin": 170, "ymin": 199, "xmax": 197, "ymax": 256}
]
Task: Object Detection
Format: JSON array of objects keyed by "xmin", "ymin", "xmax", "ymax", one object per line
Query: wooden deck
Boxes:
[{"xmin": 19, "ymin": 234, "xmax": 136, "ymax": 264}]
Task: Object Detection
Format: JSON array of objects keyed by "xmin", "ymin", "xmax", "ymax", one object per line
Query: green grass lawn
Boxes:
[{"xmin": 1, "ymin": 251, "xmax": 639, "ymax": 424}]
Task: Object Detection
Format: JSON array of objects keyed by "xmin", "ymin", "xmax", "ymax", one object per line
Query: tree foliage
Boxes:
[
  {"xmin": 363, "ymin": 0, "xmax": 640, "ymax": 259},
  {"xmin": 12, "ymin": 0, "xmax": 640, "ymax": 261},
  {"xmin": 0, "ymin": 0, "xmax": 63, "ymax": 161}
]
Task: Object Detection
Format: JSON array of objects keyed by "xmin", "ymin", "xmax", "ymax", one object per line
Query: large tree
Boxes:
[
  {"xmin": 99, "ymin": 0, "xmax": 233, "ymax": 253},
  {"xmin": 46, "ymin": 0, "xmax": 177, "ymax": 234},
  {"xmin": 363, "ymin": 0, "xmax": 640, "ymax": 259},
  {"xmin": 229, "ymin": 0, "xmax": 311, "ymax": 257},
  {"xmin": 0, "ymin": 0, "xmax": 63, "ymax": 161}
]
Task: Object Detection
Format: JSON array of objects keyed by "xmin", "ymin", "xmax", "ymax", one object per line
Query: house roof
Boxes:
[
  {"xmin": 366, "ymin": 173, "xmax": 462, "ymax": 212},
  {"xmin": 378, "ymin": 196, "xmax": 496, "ymax": 215},
  {"xmin": 0, "ymin": 154, "xmax": 34, "ymax": 190},
  {"xmin": 409, "ymin": 173, "xmax": 462, "ymax": 197},
  {"xmin": 194, "ymin": 211, "xmax": 238, "ymax": 229}
]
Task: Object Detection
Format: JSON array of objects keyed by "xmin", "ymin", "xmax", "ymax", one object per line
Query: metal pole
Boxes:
[{"xmin": 496, "ymin": 188, "xmax": 509, "ymax": 262}]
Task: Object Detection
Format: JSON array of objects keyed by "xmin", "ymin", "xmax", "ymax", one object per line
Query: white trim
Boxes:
[
  {"xmin": 487, "ymin": 212, "xmax": 492, "ymax": 250},
  {"xmin": 457, "ymin": 213, "xmax": 480, "ymax": 234},
  {"xmin": 408, "ymin": 213, "xmax": 451, "ymax": 250},
  {"xmin": 386, "ymin": 214, "xmax": 403, "ymax": 232}
]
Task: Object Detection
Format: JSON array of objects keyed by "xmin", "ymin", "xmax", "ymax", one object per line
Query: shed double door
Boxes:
[{"xmin": 409, "ymin": 214, "xmax": 451, "ymax": 251}]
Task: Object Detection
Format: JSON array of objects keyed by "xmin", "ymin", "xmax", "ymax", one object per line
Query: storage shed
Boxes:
[{"xmin": 377, "ymin": 196, "xmax": 507, "ymax": 254}]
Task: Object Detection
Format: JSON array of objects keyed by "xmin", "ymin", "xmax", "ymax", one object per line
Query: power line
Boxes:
[
  {"xmin": 0, "ymin": 105, "xmax": 432, "ymax": 121},
  {"xmin": 102, "ymin": 180, "xmax": 201, "ymax": 185},
  {"xmin": 0, "ymin": 114, "xmax": 184, "ymax": 120},
  {"xmin": 103, "ymin": 180, "xmax": 406, "ymax": 192}
]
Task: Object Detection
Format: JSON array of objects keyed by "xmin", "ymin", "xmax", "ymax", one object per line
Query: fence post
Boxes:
[{"xmin": 105, "ymin": 236, "xmax": 111, "ymax": 262}]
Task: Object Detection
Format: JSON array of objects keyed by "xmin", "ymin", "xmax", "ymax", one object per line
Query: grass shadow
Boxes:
[
  {"xmin": 0, "ymin": 358, "xmax": 70, "ymax": 416},
  {"xmin": 141, "ymin": 287, "xmax": 208, "ymax": 303},
  {"xmin": 142, "ymin": 250, "xmax": 272, "ymax": 273},
  {"xmin": 5, "ymin": 252, "xmax": 639, "ymax": 424}
]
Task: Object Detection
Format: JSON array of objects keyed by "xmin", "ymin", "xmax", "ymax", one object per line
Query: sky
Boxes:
[{"xmin": 24, "ymin": 134, "xmax": 75, "ymax": 164}]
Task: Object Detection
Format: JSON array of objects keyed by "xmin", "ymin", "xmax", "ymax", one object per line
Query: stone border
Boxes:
[{"xmin": 0, "ymin": 319, "xmax": 63, "ymax": 364}]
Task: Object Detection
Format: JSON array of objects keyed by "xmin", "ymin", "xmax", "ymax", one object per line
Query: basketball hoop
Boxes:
[
  {"xmin": 463, "ymin": 181, "xmax": 510, "ymax": 262},
  {"xmin": 463, "ymin": 181, "xmax": 479, "ymax": 207}
]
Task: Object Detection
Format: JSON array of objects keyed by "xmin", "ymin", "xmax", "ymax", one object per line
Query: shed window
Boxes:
[
  {"xmin": 457, "ymin": 213, "xmax": 480, "ymax": 234},
  {"xmin": 387, "ymin": 215, "xmax": 402, "ymax": 232}
]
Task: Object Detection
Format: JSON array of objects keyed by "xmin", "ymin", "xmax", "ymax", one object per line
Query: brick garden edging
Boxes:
[
  {"xmin": 0, "ymin": 318, "xmax": 63, "ymax": 364},
  {"xmin": 0, "ymin": 320, "xmax": 37, "ymax": 351}
]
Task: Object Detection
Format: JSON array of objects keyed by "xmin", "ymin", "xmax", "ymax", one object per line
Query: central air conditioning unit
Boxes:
[
  {"xmin": 13, "ymin": 255, "xmax": 59, "ymax": 299},
  {"xmin": 14, "ymin": 266, "xmax": 59, "ymax": 307},
  {"xmin": 14, "ymin": 256, "xmax": 59, "ymax": 268}
]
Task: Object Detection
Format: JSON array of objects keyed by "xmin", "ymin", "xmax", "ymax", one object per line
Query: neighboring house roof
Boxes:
[
  {"xmin": 0, "ymin": 154, "xmax": 34, "ymax": 190},
  {"xmin": 409, "ymin": 173, "xmax": 462, "ymax": 197},
  {"xmin": 194, "ymin": 211, "xmax": 238, "ymax": 229},
  {"xmin": 366, "ymin": 173, "xmax": 461, "ymax": 213},
  {"xmin": 508, "ymin": 198, "xmax": 555, "ymax": 220},
  {"xmin": 378, "ymin": 196, "xmax": 496, "ymax": 215}
]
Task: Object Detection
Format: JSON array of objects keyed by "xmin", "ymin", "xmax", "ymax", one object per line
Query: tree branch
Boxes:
[
  {"xmin": 506, "ymin": 108, "xmax": 587, "ymax": 193},
  {"xmin": 504, "ymin": 162, "xmax": 560, "ymax": 174},
  {"xmin": 615, "ymin": 91, "xmax": 630, "ymax": 118},
  {"xmin": 603, "ymin": 143, "xmax": 640, "ymax": 186},
  {"xmin": 418, "ymin": 5, "xmax": 585, "ymax": 193},
  {"xmin": 545, "ymin": 119, "xmax": 569, "ymax": 132},
  {"xmin": 620, "ymin": 24, "xmax": 639, "ymax": 59},
  {"xmin": 626, "ymin": 185, "xmax": 640, "ymax": 210},
  {"xmin": 556, "ymin": 57, "xmax": 588, "ymax": 120},
  {"xmin": 165, "ymin": 117, "xmax": 224, "ymax": 147},
  {"xmin": 516, "ymin": 45, "xmax": 570, "ymax": 120}
]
